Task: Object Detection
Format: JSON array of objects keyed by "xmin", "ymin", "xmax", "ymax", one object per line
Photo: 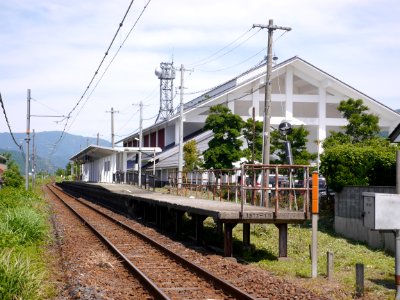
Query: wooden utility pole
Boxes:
[{"xmin": 253, "ymin": 19, "xmax": 291, "ymax": 206}]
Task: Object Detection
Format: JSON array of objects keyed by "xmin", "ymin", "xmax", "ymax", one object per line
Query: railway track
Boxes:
[{"xmin": 46, "ymin": 184, "xmax": 256, "ymax": 300}]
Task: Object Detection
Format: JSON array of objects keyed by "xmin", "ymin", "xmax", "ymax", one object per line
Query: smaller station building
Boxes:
[{"xmin": 70, "ymin": 145, "xmax": 161, "ymax": 183}]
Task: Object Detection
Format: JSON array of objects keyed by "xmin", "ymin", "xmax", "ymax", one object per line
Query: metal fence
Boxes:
[
  {"xmin": 168, "ymin": 164, "xmax": 312, "ymax": 214},
  {"xmin": 113, "ymin": 170, "xmax": 161, "ymax": 191}
]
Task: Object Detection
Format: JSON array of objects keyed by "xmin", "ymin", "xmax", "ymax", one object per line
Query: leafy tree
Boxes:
[
  {"xmin": 320, "ymin": 98, "xmax": 395, "ymax": 191},
  {"xmin": 183, "ymin": 140, "xmax": 202, "ymax": 172},
  {"xmin": 242, "ymin": 118, "xmax": 263, "ymax": 163},
  {"xmin": 270, "ymin": 125, "xmax": 317, "ymax": 165},
  {"xmin": 1, "ymin": 153, "xmax": 24, "ymax": 188},
  {"xmin": 323, "ymin": 98, "xmax": 380, "ymax": 147},
  {"xmin": 55, "ymin": 168, "xmax": 65, "ymax": 177},
  {"xmin": 203, "ymin": 105, "xmax": 244, "ymax": 170}
]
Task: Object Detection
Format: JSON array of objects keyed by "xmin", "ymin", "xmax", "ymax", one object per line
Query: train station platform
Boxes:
[{"xmin": 57, "ymin": 181, "xmax": 310, "ymax": 258}]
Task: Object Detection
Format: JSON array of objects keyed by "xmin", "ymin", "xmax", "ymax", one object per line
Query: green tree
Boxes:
[
  {"xmin": 270, "ymin": 125, "xmax": 317, "ymax": 165},
  {"xmin": 323, "ymin": 98, "xmax": 380, "ymax": 147},
  {"xmin": 320, "ymin": 98, "xmax": 395, "ymax": 191},
  {"xmin": 242, "ymin": 118, "xmax": 263, "ymax": 163},
  {"xmin": 1, "ymin": 153, "xmax": 24, "ymax": 188},
  {"xmin": 203, "ymin": 105, "xmax": 244, "ymax": 170},
  {"xmin": 183, "ymin": 140, "xmax": 202, "ymax": 172},
  {"xmin": 55, "ymin": 168, "xmax": 65, "ymax": 177}
]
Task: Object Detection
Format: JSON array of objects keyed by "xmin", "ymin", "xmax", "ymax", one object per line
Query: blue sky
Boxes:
[{"xmin": 0, "ymin": 0, "xmax": 399, "ymax": 144}]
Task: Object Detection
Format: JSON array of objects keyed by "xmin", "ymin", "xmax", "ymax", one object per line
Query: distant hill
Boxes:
[
  {"xmin": 0, "ymin": 131, "xmax": 111, "ymax": 174},
  {"xmin": 396, "ymin": 109, "xmax": 400, "ymax": 113}
]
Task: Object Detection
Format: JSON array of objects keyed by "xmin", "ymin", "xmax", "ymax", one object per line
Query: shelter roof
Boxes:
[{"xmin": 70, "ymin": 145, "xmax": 162, "ymax": 162}]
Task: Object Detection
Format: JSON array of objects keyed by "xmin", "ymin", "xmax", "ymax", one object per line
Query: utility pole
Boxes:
[
  {"xmin": 25, "ymin": 89, "xmax": 31, "ymax": 190},
  {"xmin": 138, "ymin": 102, "xmax": 143, "ymax": 187},
  {"xmin": 31, "ymin": 129, "xmax": 36, "ymax": 189},
  {"xmin": 253, "ymin": 19, "xmax": 291, "ymax": 205},
  {"xmin": 97, "ymin": 133, "xmax": 99, "ymax": 145},
  {"xmin": 106, "ymin": 107, "xmax": 119, "ymax": 148},
  {"xmin": 177, "ymin": 64, "xmax": 193, "ymax": 189}
]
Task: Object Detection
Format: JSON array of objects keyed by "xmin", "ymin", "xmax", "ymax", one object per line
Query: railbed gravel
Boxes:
[{"xmin": 46, "ymin": 187, "xmax": 328, "ymax": 299}]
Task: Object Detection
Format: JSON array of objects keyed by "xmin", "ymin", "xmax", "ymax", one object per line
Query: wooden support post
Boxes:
[
  {"xmin": 243, "ymin": 223, "xmax": 251, "ymax": 248},
  {"xmin": 276, "ymin": 223, "xmax": 288, "ymax": 258},
  {"xmin": 224, "ymin": 223, "xmax": 237, "ymax": 257},
  {"xmin": 327, "ymin": 251, "xmax": 334, "ymax": 280},
  {"xmin": 356, "ymin": 263, "xmax": 364, "ymax": 297},
  {"xmin": 195, "ymin": 215, "xmax": 206, "ymax": 246}
]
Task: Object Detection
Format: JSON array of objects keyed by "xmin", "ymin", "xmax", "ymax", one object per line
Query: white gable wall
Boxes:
[
  {"xmin": 80, "ymin": 153, "xmax": 117, "ymax": 183},
  {"xmin": 125, "ymin": 57, "xmax": 400, "ymax": 173}
]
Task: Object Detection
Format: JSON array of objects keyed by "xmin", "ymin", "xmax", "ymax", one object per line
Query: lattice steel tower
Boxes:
[{"xmin": 155, "ymin": 62, "xmax": 175, "ymax": 123}]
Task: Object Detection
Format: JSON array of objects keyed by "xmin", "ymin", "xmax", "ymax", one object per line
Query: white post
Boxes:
[
  {"xmin": 138, "ymin": 102, "xmax": 143, "ymax": 187},
  {"xmin": 25, "ymin": 89, "xmax": 31, "ymax": 190}
]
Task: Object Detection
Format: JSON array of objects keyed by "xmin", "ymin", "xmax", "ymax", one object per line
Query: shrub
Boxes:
[{"xmin": 320, "ymin": 142, "xmax": 397, "ymax": 192}]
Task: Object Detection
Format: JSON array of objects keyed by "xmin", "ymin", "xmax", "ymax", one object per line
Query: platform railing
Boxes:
[{"xmin": 168, "ymin": 164, "xmax": 311, "ymax": 215}]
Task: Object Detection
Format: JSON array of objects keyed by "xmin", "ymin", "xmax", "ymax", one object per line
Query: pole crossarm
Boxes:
[
  {"xmin": 30, "ymin": 114, "xmax": 67, "ymax": 118},
  {"xmin": 252, "ymin": 23, "xmax": 291, "ymax": 32}
]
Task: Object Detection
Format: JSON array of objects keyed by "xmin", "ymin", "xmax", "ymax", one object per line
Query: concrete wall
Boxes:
[{"xmin": 334, "ymin": 186, "xmax": 396, "ymax": 253}]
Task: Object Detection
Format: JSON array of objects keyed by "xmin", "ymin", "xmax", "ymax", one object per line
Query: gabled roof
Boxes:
[
  {"xmin": 389, "ymin": 123, "xmax": 400, "ymax": 143},
  {"xmin": 147, "ymin": 130, "xmax": 213, "ymax": 170},
  {"xmin": 119, "ymin": 56, "xmax": 399, "ymax": 144}
]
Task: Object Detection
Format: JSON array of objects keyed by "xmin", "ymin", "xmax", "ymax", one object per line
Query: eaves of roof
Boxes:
[
  {"xmin": 119, "ymin": 55, "xmax": 399, "ymax": 144},
  {"xmin": 388, "ymin": 123, "xmax": 400, "ymax": 143}
]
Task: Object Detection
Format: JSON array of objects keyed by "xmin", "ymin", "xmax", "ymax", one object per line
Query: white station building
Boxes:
[
  {"xmin": 70, "ymin": 145, "xmax": 161, "ymax": 183},
  {"xmin": 120, "ymin": 56, "xmax": 400, "ymax": 184},
  {"xmin": 71, "ymin": 56, "xmax": 400, "ymax": 184}
]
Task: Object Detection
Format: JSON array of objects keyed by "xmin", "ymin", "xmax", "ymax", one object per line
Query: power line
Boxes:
[
  {"xmin": 187, "ymin": 27, "xmax": 259, "ymax": 68},
  {"xmin": 0, "ymin": 92, "xmax": 24, "ymax": 154},
  {"xmin": 51, "ymin": 0, "xmax": 152, "ymax": 154},
  {"xmin": 196, "ymin": 46, "xmax": 266, "ymax": 73},
  {"xmin": 64, "ymin": 0, "xmax": 153, "ymax": 136}
]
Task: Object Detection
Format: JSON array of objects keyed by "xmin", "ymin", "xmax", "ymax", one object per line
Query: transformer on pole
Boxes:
[{"xmin": 155, "ymin": 62, "xmax": 175, "ymax": 122}]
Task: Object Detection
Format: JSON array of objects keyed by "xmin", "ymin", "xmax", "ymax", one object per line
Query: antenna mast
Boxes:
[{"xmin": 155, "ymin": 62, "xmax": 175, "ymax": 122}]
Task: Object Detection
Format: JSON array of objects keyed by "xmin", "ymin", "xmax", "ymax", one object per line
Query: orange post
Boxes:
[{"xmin": 312, "ymin": 171, "xmax": 319, "ymax": 214}]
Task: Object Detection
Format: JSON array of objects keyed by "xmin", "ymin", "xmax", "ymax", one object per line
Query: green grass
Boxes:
[
  {"xmin": 0, "ymin": 249, "xmax": 45, "ymax": 300},
  {"xmin": 200, "ymin": 215, "xmax": 395, "ymax": 299},
  {"xmin": 0, "ymin": 185, "xmax": 53, "ymax": 299},
  {"xmin": 231, "ymin": 222, "xmax": 395, "ymax": 299}
]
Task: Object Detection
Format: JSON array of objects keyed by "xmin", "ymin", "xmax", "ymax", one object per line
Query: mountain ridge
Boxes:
[{"xmin": 0, "ymin": 131, "xmax": 111, "ymax": 174}]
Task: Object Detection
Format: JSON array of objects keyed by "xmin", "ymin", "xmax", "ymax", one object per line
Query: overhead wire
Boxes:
[
  {"xmin": 187, "ymin": 27, "xmax": 259, "ymax": 68},
  {"xmin": 65, "ymin": 0, "xmax": 152, "ymax": 135},
  {"xmin": 0, "ymin": 93, "xmax": 25, "ymax": 160},
  {"xmin": 51, "ymin": 0, "xmax": 152, "ymax": 155},
  {"xmin": 52, "ymin": 0, "xmax": 136, "ymax": 149}
]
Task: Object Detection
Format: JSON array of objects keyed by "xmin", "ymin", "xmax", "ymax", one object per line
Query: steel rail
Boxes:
[
  {"xmin": 49, "ymin": 183, "xmax": 256, "ymax": 300},
  {"xmin": 46, "ymin": 184, "xmax": 170, "ymax": 300}
]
